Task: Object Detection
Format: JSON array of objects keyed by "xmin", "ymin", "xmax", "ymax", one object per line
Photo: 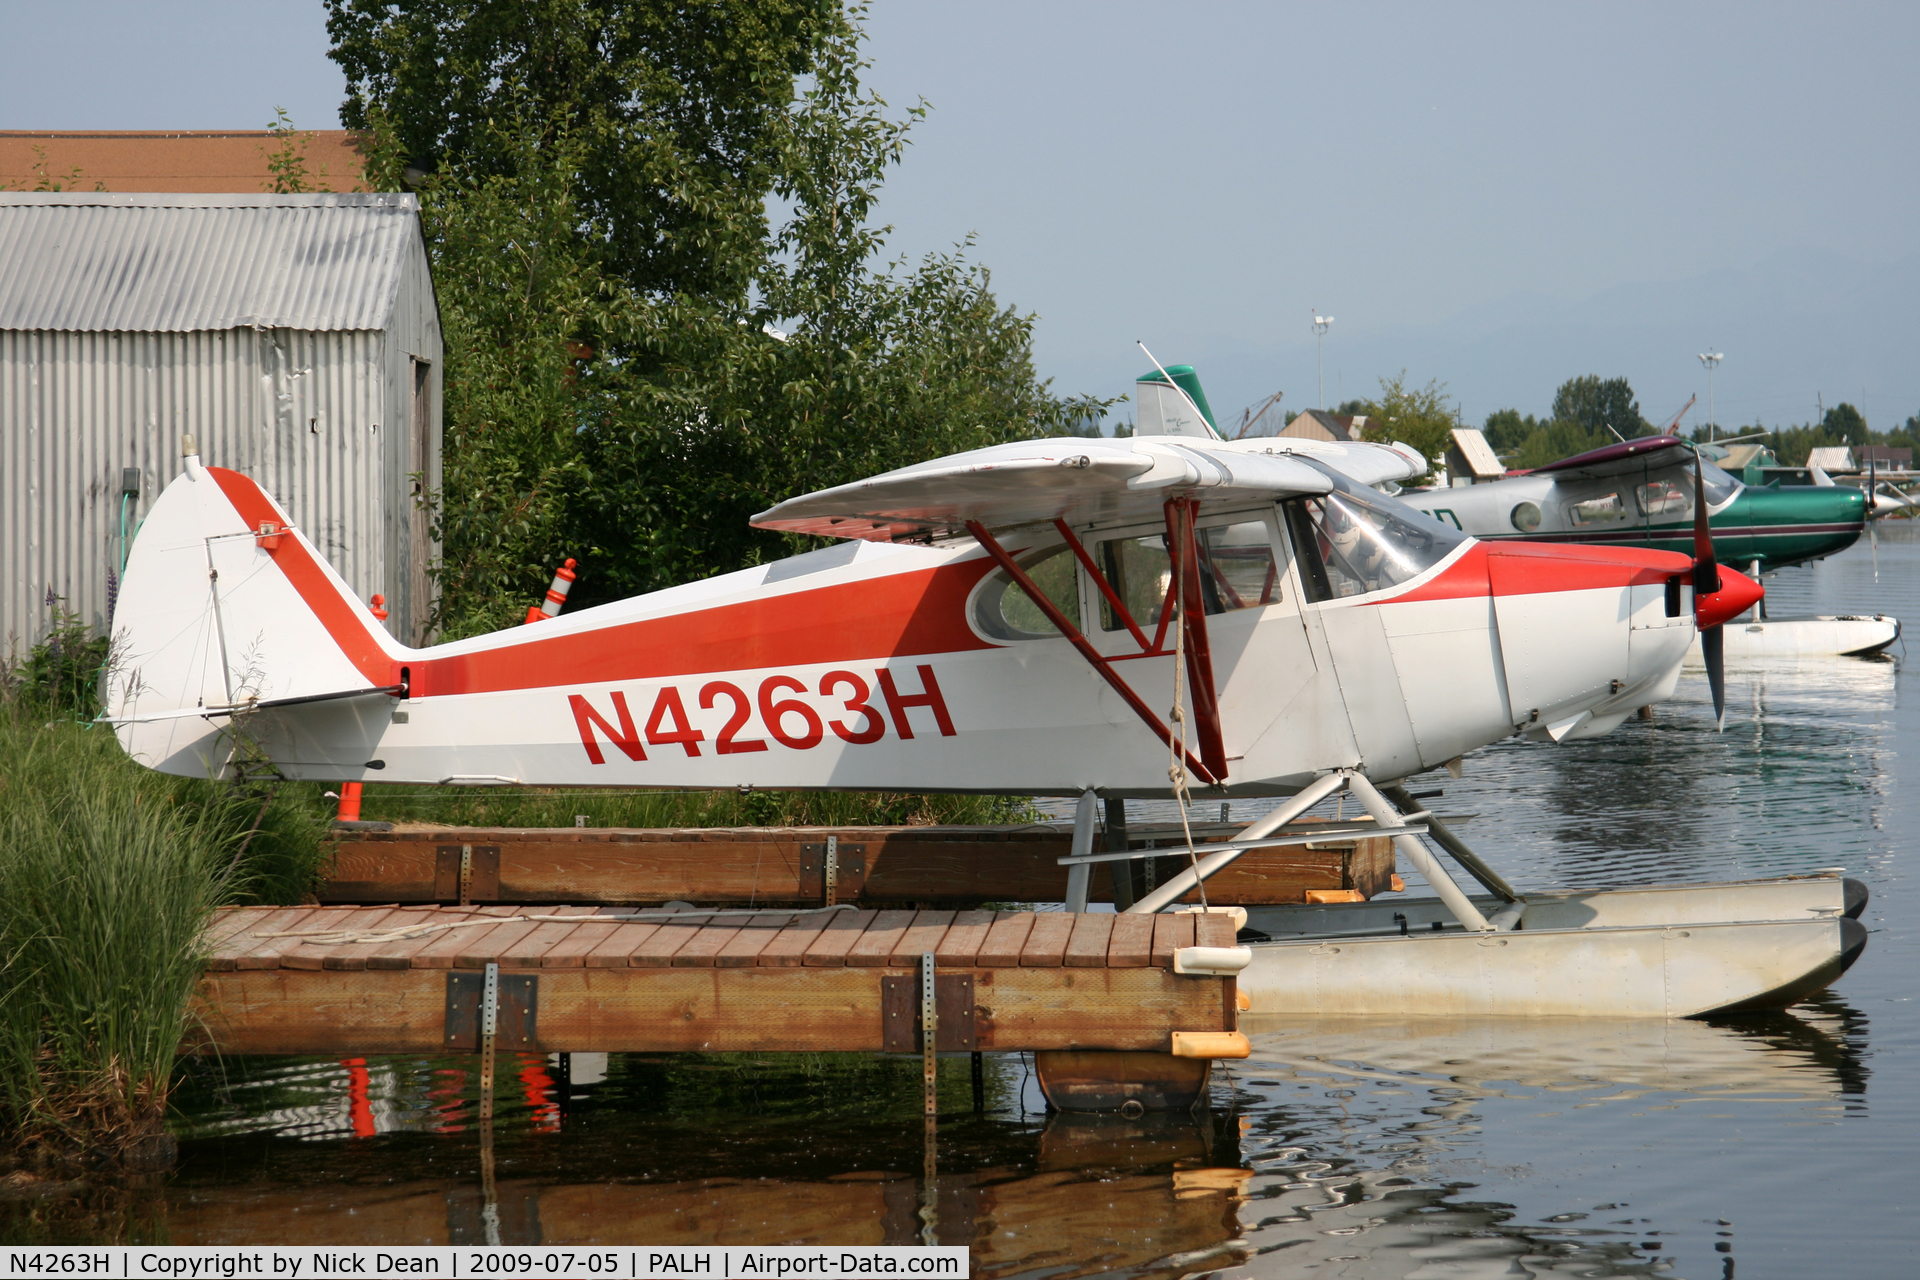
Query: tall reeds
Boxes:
[{"xmin": 0, "ymin": 707, "xmax": 328, "ymax": 1169}]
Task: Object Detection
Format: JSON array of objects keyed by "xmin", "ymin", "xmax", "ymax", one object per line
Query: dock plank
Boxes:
[
  {"xmin": 207, "ymin": 907, "xmax": 310, "ymax": 971},
  {"xmin": 845, "ymin": 910, "xmax": 918, "ymax": 967},
  {"xmin": 1194, "ymin": 914, "xmax": 1238, "ymax": 949},
  {"xmin": 279, "ymin": 907, "xmax": 386, "ymax": 971},
  {"xmin": 1063, "ymin": 914, "xmax": 1114, "ymax": 968},
  {"xmin": 670, "ymin": 913, "xmax": 756, "ymax": 967},
  {"xmin": 933, "ymin": 910, "xmax": 997, "ymax": 965},
  {"xmin": 408, "ymin": 905, "xmax": 523, "ymax": 969},
  {"xmin": 975, "ymin": 912, "xmax": 1035, "ymax": 967},
  {"xmin": 756, "ymin": 909, "xmax": 845, "ymax": 967},
  {"xmin": 1106, "ymin": 914, "xmax": 1155, "ymax": 968},
  {"xmin": 318, "ymin": 908, "xmax": 414, "ymax": 971},
  {"xmin": 887, "ymin": 910, "xmax": 956, "ymax": 966},
  {"xmin": 713, "ymin": 915, "xmax": 791, "ymax": 968},
  {"xmin": 537, "ymin": 906, "xmax": 633, "ymax": 968},
  {"xmin": 583, "ymin": 908, "xmax": 686, "ymax": 968},
  {"xmin": 502, "ymin": 906, "xmax": 604, "ymax": 967},
  {"xmin": 802, "ymin": 910, "xmax": 877, "ymax": 967},
  {"xmin": 367, "ymin": 905, "xmax": 489, "ymax": 970},
  {"xmin": 1151, "ymin": 913, "xmax": 1197, "ymax": 968},
  {"xmin": 629, "ymin": 910, "xmax": 712, "ymax": 968},
  {"xmin": 1020, "ymin": 913, "xmax": 1074, "ymax": 967}
]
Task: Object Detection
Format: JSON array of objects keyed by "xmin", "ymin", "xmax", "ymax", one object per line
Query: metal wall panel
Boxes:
[
  {"xmin": 0, "ymin": 193, "xmax": 414, "ymax": 333},
  {"xmin": 0, "ymin": 327, "xmax": 413, "ymax": 651},
  {"xmin": 1, "ymin": 194, "xmax": 443, "ymax": 658}
]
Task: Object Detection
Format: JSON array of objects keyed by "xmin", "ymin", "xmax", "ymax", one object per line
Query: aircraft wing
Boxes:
[
  {"xmin": 1526, "ymin": 435, "xmax": 1692, "ymax": 480},
  {"xmin": 1217, "ymin": 436, "xmax": 1432, "ymax": 489},
  {"xmin": 751, "ymin": 436, "xmax": 1340, "ymax": 540}
]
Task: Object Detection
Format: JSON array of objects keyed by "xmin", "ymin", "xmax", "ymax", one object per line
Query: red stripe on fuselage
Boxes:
[
  {"xmin": 209, "ymin": 467, "xmax": 998, "ymax": 699},
  {"xmin": 1378, "ymin": 541, "xmax": 1692, "ymax": 605}
]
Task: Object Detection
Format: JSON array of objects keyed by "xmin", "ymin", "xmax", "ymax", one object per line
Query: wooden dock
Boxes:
[
  {"xmin": 319, "ymin": 822, "xmax": 1392, "ymax": 907},
  {"xmin": 190, "ymin": 904, "xmax": 1243, "ymax": 1059}
]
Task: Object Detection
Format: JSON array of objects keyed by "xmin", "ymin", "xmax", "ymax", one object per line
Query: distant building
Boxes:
[
  {"xmin": 1444, "ymin": 428, "xmax": 1506, "ymax": 485},
  {"xmin": 1859, "ymin": 445, "xmax": 1912, "ymax": 470},
  {"xmin": 0, "ymin": 130, "xmax": 368, "ymax": 194},
  {"xmin": 0, "ymin": 192, "xmax": 441, "ymax": 648},
  {"xmin": 1282, "ymin": 410, "xmax": 1368, "ymax": 442},
  {"xmin": 1806, "ymin": 446, "xmax": 1857, "ymax": 475}
]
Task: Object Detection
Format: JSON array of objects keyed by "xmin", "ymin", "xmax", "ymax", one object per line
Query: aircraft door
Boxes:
[{"xmin": 1081, "ymin": 511, "xmax": 1324, "ymax": 785}]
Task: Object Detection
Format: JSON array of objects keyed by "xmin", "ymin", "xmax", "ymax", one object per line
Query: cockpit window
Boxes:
[{"xmin": 1284, "ymin": 467, "xmax": 1470, "ymax": 602}]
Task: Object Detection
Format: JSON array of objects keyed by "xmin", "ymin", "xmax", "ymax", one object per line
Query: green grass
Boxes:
[
  {"xmin": 0, "ymin": 709, "xmax": 328, "ymax": 1169},
  {"xmin": 345, "ymin": 782, "xmax": 1038, "ymax": 829}
]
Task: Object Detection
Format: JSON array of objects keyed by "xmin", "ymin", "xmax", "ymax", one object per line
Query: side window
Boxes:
[
  {"xmin": 1097, "ymin": 535, "xmax": 1171, "ymax": 632},
  {"xmin": 1093, "ymin": 520, "xmax": 1280, "ymax": 632},
  {"xmin": 1567, "ymin": 491, "xmax": 1630, "ymax": 526},
  {"xmin": 974, "ymin": 545, "xmax": 1081, "ymax": 641},
  {"xmin": 1197, "ymin": 520, "xmax": 1281, "ymax": 613},
  {"xmin": 1635, "ymin": 479, "xmax": 1691, "ymax": 516}
]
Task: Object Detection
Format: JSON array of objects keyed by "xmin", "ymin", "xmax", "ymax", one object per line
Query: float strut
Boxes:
[
  {"xmin": 1126, "ymin": 771, "xmax": 1346, "ymax": 913},
  {"xmin": 1346, "ymin": 775, "xmax": 1492, "ymax": 931},
  {"xmin": 1381, "ymin": 784, "xmax": 1519, "ymax": 903},
  {"xmin": 970, "ymin": 1052, "xmax": 985, "ymax": 1113},
  {"xmin": 1064, "ymin": 790, "xmax": 1097, "ymax": 912},
  {"xmin": 1105, "ymin": 796, "xmax": 1134, "ymax": 910}
]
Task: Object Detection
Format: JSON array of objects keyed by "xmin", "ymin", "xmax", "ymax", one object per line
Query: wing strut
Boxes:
[
  {"xmin": 965, "ymin": 519, "xmax": 1221, "ymax": 786},
  {"xmin": 1164, "ymin": 498, "xmax": 1229, "ymax": 781}
]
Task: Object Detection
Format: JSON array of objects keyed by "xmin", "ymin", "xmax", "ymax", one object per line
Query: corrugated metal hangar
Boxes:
[{"xmin": 0, "ymin": 191, "xmax": 442, "ymax": 650}]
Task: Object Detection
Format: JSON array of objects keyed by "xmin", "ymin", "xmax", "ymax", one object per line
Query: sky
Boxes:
[{"xmin": 4, "ymin": 1, "xmax": 1916, "ymax": 433}]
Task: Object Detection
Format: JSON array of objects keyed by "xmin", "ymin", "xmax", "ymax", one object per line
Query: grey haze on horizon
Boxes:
[{"xmin": 5, "ymin": 0, "xmax": 1914, "ymax": 433}]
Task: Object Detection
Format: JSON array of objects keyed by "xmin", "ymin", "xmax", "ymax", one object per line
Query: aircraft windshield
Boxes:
[
  {"xmin": 1698, "ymin": 458, "xmax": 1740, "ymax": 506},
  {"xmin": 1285, "ymin": 470, "xmax": 1470, "ymax": 602}
]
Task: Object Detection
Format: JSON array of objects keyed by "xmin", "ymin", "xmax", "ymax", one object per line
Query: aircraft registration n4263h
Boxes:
[{"xmin": 106, "ymin": 366, "xmax": 1760, "ymax": 799}]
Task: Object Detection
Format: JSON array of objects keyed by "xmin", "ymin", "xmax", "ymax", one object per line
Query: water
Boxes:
[{"xmin": 11, "ymin": 528, "xmax": 1919, "ymax": 1277}]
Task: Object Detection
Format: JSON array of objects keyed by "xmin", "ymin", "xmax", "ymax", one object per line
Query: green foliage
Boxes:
[
  {"xmin": 1354, "ymin": 371, "xmax": 1460, "ymax": 468},
  {"xmin": 327, "ymin": 0, "xmax": 838, "ymax": 303},
  {"xmin": 0, "ymin": 707, "xmax": 330, "ymax": 1167},
  {"xmin": 1481, "ymin": 408, "xmax": 1544, "ymax": 457},
  {"xmin": 5, "ymin": 593, "xmax": 110, "ymax": 719},
  {"xmin": 1511, "ymin": 421, "xmax": 1611, "ymax": 471},
  {"xmin": 260, "ymin": 107, "xmax": 329, "ymax": 194},
  {"xmin": 346, "ymin": 783, "xmax": 1035, "ymax": 828},
  {"xmin": 1821, "ymin": 402, "xmax": 1869, "ymax": 446},
  {"xmin": 1550, "ymin": 375, "xmax": 1651, "ymax": 440},
  {"xmin": 344, "ymin": 5, "xmax": 1106, "ymax": 631}
]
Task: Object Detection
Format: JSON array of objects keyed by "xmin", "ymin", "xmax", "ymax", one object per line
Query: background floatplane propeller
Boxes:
[{"xmin": 1690, "ymin": 443, "xmax": 1764, "ymax": 729}]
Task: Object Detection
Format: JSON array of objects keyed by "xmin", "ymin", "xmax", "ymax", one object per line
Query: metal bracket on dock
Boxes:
[
  {"xmin": 445, "ymin": 969, "xmax": 538, "ymax": 1052},
  {"xmin": 919, "ymin": 951, "xmax": 939, "ymax": 1246},
  {"xmin": 435, "ymin": 844, "xmax": 500, "ymax": 903},
  {"xmin": 800, "ymin": 839, "xmax": 867, "ymax": 905},
  {"xmin": 881, "ymin": 972, "xmax": 976, "ymax": 1053}
]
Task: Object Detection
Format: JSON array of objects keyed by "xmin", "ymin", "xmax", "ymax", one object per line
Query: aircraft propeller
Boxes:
[{"xmin": 1690, "ymin": 450, "xmax": 1764, "ymax": 729}]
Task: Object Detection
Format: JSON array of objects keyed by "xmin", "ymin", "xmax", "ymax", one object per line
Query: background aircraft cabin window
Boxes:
[
  {"xmin": 1094, "ymin": 521, "xmax": 1280, "ymax": 632},
  {"xmin": 974, "ymin": 545, "xmax": 1081, "ymax": 641},
  {"xmin": 1283, "ymin": 479, "xmax": 1469, "ymax": 602},
  {"xmin": 1566, "ymin": 492, "xmax": 1630, "ymax": 526},
  {"xmin": 1636, "ymin": 479, "xmax": 1692, "ymax": 517}
]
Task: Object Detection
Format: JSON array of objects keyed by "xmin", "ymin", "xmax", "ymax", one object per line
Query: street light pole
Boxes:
[
  {"xmin": 1698, "ymin": 349, "xmax": 1723, "ymax": 439},
  {"xmin": 1314, "ymin": 312, "xmax": 1334, "ymax": 409}
]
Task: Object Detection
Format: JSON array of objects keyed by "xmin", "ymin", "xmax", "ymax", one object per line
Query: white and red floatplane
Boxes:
[{"xmin": 105, "ymin": 364, "xmax": 1864, "ymax": 1018}]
